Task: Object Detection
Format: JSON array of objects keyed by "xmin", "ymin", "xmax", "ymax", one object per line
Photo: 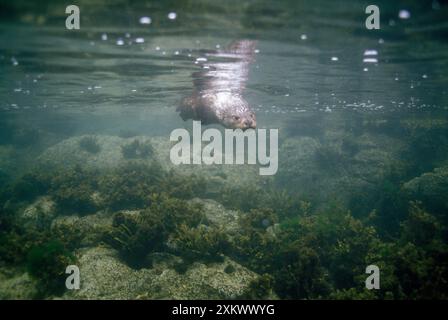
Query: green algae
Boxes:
[
  {"xmin": 26, "ymin": 240, "xmax": 75, "ymax": 297},
  {"xmin": 79, "ymin": 136, "xmax": 101, "ymax": 154}
]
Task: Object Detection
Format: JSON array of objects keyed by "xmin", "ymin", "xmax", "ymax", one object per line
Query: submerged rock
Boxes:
[
  {"xmin": 276, "ymin": 133, "xmax": 404, "ymax": 206},
  {"xmin": 0, "ymin": 269, "xmax": 39, "ymax": 299},
  {"xmin": 189, "ymin": 198, "xmax": 239, "ymax": 233},
  {"xmin": 402, "ymin": 166, "xmax": 448, "ymax": 213},
  {"xmin": 51, "ymin": 211, "xmax": 113, "ymax": 247},
  {"xmin": 38, "ymin": 135, "xmax": 147, "ymax": 170},
  {"xmin": 63, "ymin": 246, "xmax": 273, "ymax": 300},
  {"xmin": 37, "ymin": 135, "xmax": 263, "ymax": 192},
  {"xmin": 21, "ymin": 196, "xmax": 56, "ymax": 228}
]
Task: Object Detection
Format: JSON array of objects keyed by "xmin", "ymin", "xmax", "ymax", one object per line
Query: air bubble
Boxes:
[
  {"xmin": 139, "ymin": 17, "xmax": 152, "ymax": 24},
  {"xmin": 398, "ymin": 9, "xmax": 411, "ymax": 19}
]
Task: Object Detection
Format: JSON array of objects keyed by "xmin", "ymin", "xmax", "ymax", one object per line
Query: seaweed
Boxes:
[
  {"xmin": 79, "ymin": 136, "xmax": 101, "ymax": 154},
  {"xmin": 50, "ymin": 165, "xmax": 100, "ymax": 215},
  {"xmin": 170, "ymin": 224, "xmax": 228, "ymax": 265},
  {"xmin": 239, "ymin": 274, "xmax": 274, "ymax": 299},
  {"xmin": 239, "ymin": 208, "xmax": 278, "ymax": 231},
  {"xmin": 98, "ymin": 162, "xmax": 164, "ymax": 210},
  {"xmin": 161, "ymin": 170, "xmax": 206, "ymax": 199},
  {"xmin": 98, "ymin": 163, "xmax": 206, "ymax": 210},
  {"xmin": 218, "ymin": 185, "xmax": 265, "ymax": 212},
  {"xmin": 229, "ymin": 203, "xmax": 383, "ymax": 299},
  {"xmin": 402, "ymin": 125, "xmax": 448, "ymax": 174},
  {"xmin": 26, "ymin": 240, "xmax": 75, "ymax": 297},
  {"xmin": 224, "ymin": 264, "xmax": 236, "ymax": 274},
  {"xmin": 314, "ymin": 144, "xmax": 346, "ymax": 173},
  {"xmin": 121, "ymin": 139, "xmax": 153, "ymax": 159},
  {"xmin": 10, "ymin": 171, "xmax": 52, "ymax": 202},
  {"xmin": 106, "ymin": 194, "xmax": 205, "ymax": 269}
]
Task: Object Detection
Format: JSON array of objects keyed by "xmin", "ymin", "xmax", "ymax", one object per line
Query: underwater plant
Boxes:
[
  {"xmin": 314, "ymin": 144, "xmax": 346, "ymax": 173},
  {"xmin": 239, "ymin": 274, "xmax": 275, "ymax": 299},
  {"xmin": 51, "ymin": 221, "xmax": 85, "ymax": 251},
  {"xmin": 10, "ymin": 171, "xmax": 52, "ymax": 202},
  {"xmin": 0, "ymin": 223, "xmax": 30, "ymax": 266},
  {"xmin": 0, "ymin": 206, "xmax": 56, "ymax": 267},
  {"xmin": 50, "ymin": 165, "xmax": 100, "ymax": 215},
  {"xmin": 106, "ymin": 194, "xmax": 205, "ymax": 269},
  {"xmin": 98, "ymin": 162, "xmax": 164, "ymax": 210},
  {"xmin": 170, "ymin": 224, "xmax": 228, "ymax": 265},
  {"xmin": 98, "ymin": 162, "xmax": 206, "ymax": 210},
  {"xmin": 377, "ymin": 203, "xmax": 448, "ymax": 299},
  {"xmin": 121, "ymin": 139, "xmax": 153, "ymax": 159},
  {"xmin": 159, "ymin": 170, "xmax": 206, "ymax": 200},
  {"xmin": 219, "ymin": 185, "xmax": 303, "ymax": 217},
  {"xmin": 26, "ymin": 240, "xmax": 75, "ymax": 297},
  {"xmin": 79, "ymin": 136, "xmax": 101, "ymax": 154},
  {"xmin": 228, "ymin": 202, "xmax": 385, "ymax": 299},
  {"xmin": 400, "ymin": 201, "xmax": 442, "ymax": 246},
  {"xmin": 239, "ymin": 208, "xmax": 278, "ymax": 231},
  {"xmin": 402, "ymin": 124, "xmax": 448, "ymax": 174},
  {"xmin": 218, "ymin": 185, "xmax": 265, "ymax": 212}
]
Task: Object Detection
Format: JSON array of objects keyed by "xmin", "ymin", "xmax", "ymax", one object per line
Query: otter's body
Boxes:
[{"xmin": 178, "ymin": 40, "xmax": 257, "ymax": 130}]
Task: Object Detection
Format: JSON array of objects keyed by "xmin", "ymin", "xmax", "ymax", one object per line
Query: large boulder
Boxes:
[
  {"xmin": 402, "ymin": 166, "xmax": 448, "ymax": 213},
  {"xmin": 20, "ymin": 196, "xmax": 56, "ymax": 228},
  {"xmin": 37, "ymin": 135, "xmax": 264, "ymax": 193},
  {"xmin": 50, "ymin": 211, "xmax": 113, "ymax": 247},
  {"xmin": 0, "ymin": 269, "xmax": 39, "ymax": 299},
  {"xmin": 189, "ymin": 198, "xmax": 240, "ymax": 233},
  {"xmin": 63, "ymin": 246, "xmax": 273, "ymax": 300},
  {"xmin": 276, "ymin": 133, "xmax": 404, "ymax": 206}
]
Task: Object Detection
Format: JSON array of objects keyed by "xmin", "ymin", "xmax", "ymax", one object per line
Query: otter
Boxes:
[{"xmin": 177, "ymin": 40, "xmax": 257, "ymax": 130}]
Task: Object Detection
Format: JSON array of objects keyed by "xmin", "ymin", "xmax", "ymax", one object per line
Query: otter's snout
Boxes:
[{"xmin": 243, "ymin": 119, "xmax": 256, "ymax": 129}]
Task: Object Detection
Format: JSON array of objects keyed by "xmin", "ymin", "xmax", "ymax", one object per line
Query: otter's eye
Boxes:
[{"xmin": 233, "ymin": 116, "xmax": 240, "ymax": 121}]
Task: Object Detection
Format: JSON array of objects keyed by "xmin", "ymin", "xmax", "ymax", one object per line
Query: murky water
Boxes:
[{"xmin": 1, "ymin": 0, "xmax": 448, "ymax": 300}]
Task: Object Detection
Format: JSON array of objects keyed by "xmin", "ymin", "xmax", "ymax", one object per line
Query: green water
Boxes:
[{"xmin": 1, "ymin": 0, "xmax": 448, "ymax": 299}]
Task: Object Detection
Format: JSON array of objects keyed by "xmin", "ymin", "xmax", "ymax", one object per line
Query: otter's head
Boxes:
[{"xmin": 221, "ymin": 96, "xmax": 257, "ymax": 130}]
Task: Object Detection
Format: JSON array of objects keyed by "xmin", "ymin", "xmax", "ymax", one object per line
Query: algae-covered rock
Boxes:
[
  {"xmin": 21, "ymin": 196, "xmax": 56, "ymax": 228},
  {"xmin": 51, "ymin": 211, "xmax": 113, "ymax": 247},
  {"xmin": 276, "ymin": 133, "xmax": 404, "ymax": 206},
  {"xmin": 38, "ymin": 135, "xmax": 144, "ymax": 170},
  {"xmin": 37, "ymin": 134, "xmax": 263, "ymax": 193},
  {"xmin": 63, "ymin": 246, "xmax": 274, "ymax": 300},
  {"xmin": 189, "ymin": 198, "xmax": 239, "ymax": 233},
  {"xmin": 402, "ymin": 166, "xmax": 448, "ymax": 213},
  {"xmin": 26, "ymin": 240, "xmax": 76, "ymax": 297},
  {"xmin": 0, "ymin": 269, "xmax": 39, "ymax": 299}
]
